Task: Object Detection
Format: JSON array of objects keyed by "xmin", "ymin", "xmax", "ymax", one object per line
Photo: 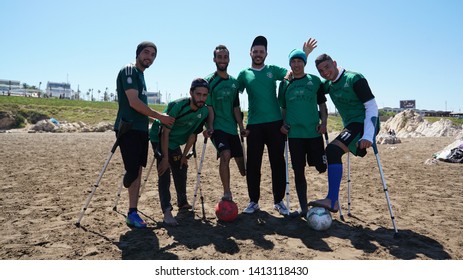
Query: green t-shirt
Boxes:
[
  {"xmin": 149, "ymin": 98, "xmax": 208, "ymax": 150},
  {"xmin": 114, "ymin": 63, "xmax": 149, "ymax": 132},
  {"xmin": 278, "ymin": 74, "xmax": 327, "ymax": 138},
  {"xmin": 324, "ymin": 70, "xmax": 366, "ymax": 126},
  {"xmin": 205, "ymin": 72, "xmax": 240, "ymax": 135},
  {"xmin": 237, "ymin": 65, "xmax": 287, "ymax": 125}
]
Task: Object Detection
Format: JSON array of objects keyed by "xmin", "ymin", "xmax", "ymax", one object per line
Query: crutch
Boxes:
[
  {"xmin": 346, "ymin": 152, "xmax": 352, "ymax": 217},
  {"xmin": 138, "ymin": 156, "xmax": 156, "ymax": 198},
  {"xmin": 370, "ymin": 116, "xmax": 399, "ymax": 237},
  {"xmin": 75, "ymin": 120, "xmax": 132, "ymax": 227},
  {"xmin": 240, "ymin": 134, "xmax": 246, "ymax": 172},
  {"xmin": 284, "ymin": 136, "xmax": 290, "ymax": 210},
  {"xmin": 191, "ymin": 137, "xmax": 208, "ymax": 220},
  {"xmin": 112, "ymin": 156, "xmax": 156, "ymax": 211},
  {"xmin": 112, "ymin": 172, "xmax": 125, "ymax": 211}
]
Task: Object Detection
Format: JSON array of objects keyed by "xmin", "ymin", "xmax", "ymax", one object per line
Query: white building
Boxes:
[
  {"xmin": 0, "ymin": 79, "xmax": 21, "ymax": 95},
  {"xmin": 146, "ymin": 91, "xmax": 162, "ymax": 104},
  {"xmin": 46, "ymin": 82, "xmax": 72, "ymax": 98}
]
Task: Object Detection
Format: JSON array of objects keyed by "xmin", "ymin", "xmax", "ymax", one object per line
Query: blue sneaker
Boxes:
[{"xmin": 126, "ymin": 211, "xmax": 147, "ymax": 228}]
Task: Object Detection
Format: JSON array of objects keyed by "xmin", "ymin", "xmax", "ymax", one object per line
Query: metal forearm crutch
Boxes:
[
  {"xmin": 112, "ymin": 172, "xmax": 125, "ymax": 211},
  {"xmin": 370, "ymin": 117, "xmax": 398, "ymax": 237},
  {"xmin": 346, "ymin": 152, "xmax": 352, "ymax": 216},
  {"xmin": 284, "ymin": 137, "xmax": 290, "ymax": 210},
  {"xmin": 240, "ymin": 134, "xmax": 246, "ymax": 172},
  {"xmin": 112, "ymin": 155, "xmax": 156, "ymax": 211},
  {"xmin": 75, "ymin": 121, "xmax": 132, "ymax": 227},
  {"xmin": 192, "ymin": 137, "xmax": 208, "ymax": 220}
]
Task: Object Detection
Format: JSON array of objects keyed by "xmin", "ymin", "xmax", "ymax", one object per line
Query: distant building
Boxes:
[
  {"xmin": 46, "ymin": 82, "xmax": 71, "ymax": 98},
  {"xmin": 146, "ymin": 91, "xmax": 162, "ymax": 104},
  {"xmin": 381, "ymin": 107, "xmax": 452, "ymax": 117},
  {"xmin": 0, "ymin": 79, "xmax": 21, "ymax": 95}
]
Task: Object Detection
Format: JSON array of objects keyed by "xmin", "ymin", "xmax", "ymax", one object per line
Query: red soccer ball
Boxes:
[{"xmin": 215, "ymin": 200, "xmax": 238, "ymax": 222}]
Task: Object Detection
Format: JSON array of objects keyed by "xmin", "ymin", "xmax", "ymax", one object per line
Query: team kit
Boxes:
[{"xmin": 76, "ymin": 36, "xmax": 398, "ymax": 235}]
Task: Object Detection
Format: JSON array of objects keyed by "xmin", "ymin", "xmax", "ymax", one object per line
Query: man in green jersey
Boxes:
[
  {"xmin": 115, "ymin": 41, "xmax": 174, "ymax": 229},
  {"xmin": 309, "ymin": 54, "xmax": 379, "ymax": 213},
  {"xmin": 278, "ymin": 49, "xmax": 328, "ymax": 218},
  {"xmin": 150, "ymin": 78, "xmax": 209, "ymax": 226},
  {"xmin": 237, "ymin": 36, "xmax": 317, "ymax": 215},
  {"xmin": 204, "ymin": 45, "xmax": 246, "ymax": 202}
]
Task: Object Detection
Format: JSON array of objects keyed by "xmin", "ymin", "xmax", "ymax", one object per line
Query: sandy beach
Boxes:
[{"xmin": 0, "ymin": 131, "xmax": 462, "ymax": 260}]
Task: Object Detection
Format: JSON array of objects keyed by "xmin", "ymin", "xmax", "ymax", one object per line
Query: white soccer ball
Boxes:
[{"xmin": 307, "ymin": 207, "xmax": 332, "ymax": 231}]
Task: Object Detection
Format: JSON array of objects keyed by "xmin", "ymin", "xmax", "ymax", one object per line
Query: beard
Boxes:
[
  {"xmin": 252, "ymin": 56, "xmax": 265, "ymax": 66},
  {"xmin": 215, "ymin": 62, "xmax": 228, "ymax": 72},
  {"xmin": 192, "ymin": 98, "xmax": 205, "ymax": 108},
  {"xmin": 140, "ymin": 59, "xmax": 152, "ymax": 69}
]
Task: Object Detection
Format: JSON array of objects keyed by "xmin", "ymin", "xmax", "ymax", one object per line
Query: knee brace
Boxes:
[
  {"xmin": 326, "ymin": 144, "xmax": 345, "ymax": 165},
  {"xmin": 123, "ymin": 169, "xmax": 139, "ymax": 188}
]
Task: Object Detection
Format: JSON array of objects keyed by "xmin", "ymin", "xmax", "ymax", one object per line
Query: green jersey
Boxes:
[
  {"xmin": 324, "ymin": 70, "xmax": 373, "ymax": 127},
  {"xmin": 149, "ymin": 97, "xmax": 208, "ymax": 150},
  {"xmin": 114, "ymin": 63, "xmax": 149, "ymax": 132},
  {"xmin": 205, "ymin": 72, "xmax": 240, "ymax": 135},
  {"xmin": 278, "ymin": 74, "xmax": 327, "ymax": 138},
  {"xmin": 237, "ymin": 65, "xmax": 287, "ymax": 125}
]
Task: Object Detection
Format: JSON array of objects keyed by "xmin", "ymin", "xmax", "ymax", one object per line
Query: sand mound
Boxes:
[{"xmin": 380, "ymin": 109, "xmax": 462, "ymax": 138}]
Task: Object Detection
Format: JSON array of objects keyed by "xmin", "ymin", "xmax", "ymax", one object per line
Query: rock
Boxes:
[
  {"xmin": 381, "ymin": 109, "xmax": 462, "ymax": 138},
  {"xmin": 0, "ymin": 111, "xmax": 17, "ymax": 130},
  {"xmin": 376, "ymin": 134, "xmax": 401, "ymax": 145}
]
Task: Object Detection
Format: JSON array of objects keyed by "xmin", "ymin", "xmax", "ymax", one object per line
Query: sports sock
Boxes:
[
  {"xmin": 327, "ymin": 164, "xmax": 343, "ymax": 208},
  {"xmin": 128, "ymin": 208, "xmax": 137, "ymax": 215}
]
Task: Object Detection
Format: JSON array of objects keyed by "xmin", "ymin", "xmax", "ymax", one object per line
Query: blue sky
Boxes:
[{"xmin": 1, "ymin": 0, "xmax": 462, "ymax": 112}]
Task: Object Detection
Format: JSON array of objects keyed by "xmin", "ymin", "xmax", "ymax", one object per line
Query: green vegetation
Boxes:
[
  {"xmin": 0, "ymin": 96, "xmax": 166, "ymax": 127},
  {"xmin": 3, "ymin": 96, "xmax": 459, "ymax": 131},
  {"xmin": 425, "ymin": 116, "xmax": 463, "ymax": 126}
]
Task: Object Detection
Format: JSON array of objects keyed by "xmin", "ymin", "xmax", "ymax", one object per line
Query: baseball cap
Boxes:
[
  {"xmin": 190, "ymin": 78, "xmax": 209, "ymax": 91},
  {"xmin": 251, "ymin": 35, "xmax": 267, "ymax": 50}
]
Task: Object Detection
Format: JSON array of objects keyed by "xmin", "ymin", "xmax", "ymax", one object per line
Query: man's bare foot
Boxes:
[
  {"xmin": 163, "ymin": 210, "xmax": 178, "ymax": 226},
  {"xmin": 308, "ymin": 198, "xmax": 339, "ymax": 213}
]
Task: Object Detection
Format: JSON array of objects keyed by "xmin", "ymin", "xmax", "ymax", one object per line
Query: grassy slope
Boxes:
[{"xmin": 1, "ymin": 95, "xmax": 461, "ymax": 129}]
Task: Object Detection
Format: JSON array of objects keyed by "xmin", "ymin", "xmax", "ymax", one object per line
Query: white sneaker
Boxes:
[
  {"xmin": 274, "ymin": 201, "xmax": 290, "ymax": 215},
  {"xmin": 243, "ymin": 202, "xmax": 260, "ymax": 214}
]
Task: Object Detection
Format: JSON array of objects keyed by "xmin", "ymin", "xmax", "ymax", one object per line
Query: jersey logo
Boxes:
[
  {"xmin": 218, "ymin": 143, "xmax": 225, "ymax": 149},
  {"xmin": 307, "ymin": 81, "xmax": 313, "ymax": 86},
  {"xmin": 267, "ymin": 72, "xmax": 273, "ymax": 79},
  {"xmin": 127, "ymin": 77, "xmax": 132, "ymax": 84},
  {"xmin": 142, "ymin": 89, "xmax": 147, "ymax": 96},
  {"xmin": 340, "ymin": 131, "xmax": 351, "ymax": 141},
  {"xmin": 197, "ymin": 113, "xmax": 202, "ymax": 118},
  {"xmin": 344, "ymin": 81, "xmax": 350, "ymax": 88}
]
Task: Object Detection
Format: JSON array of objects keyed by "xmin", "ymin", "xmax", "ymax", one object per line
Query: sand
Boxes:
[{"xmin": 0, "ymin": 131, "xmax": 462, "ymax": 260}]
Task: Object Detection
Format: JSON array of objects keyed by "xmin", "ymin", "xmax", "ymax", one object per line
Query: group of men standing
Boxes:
[{"xmin": 113, "ymin": 36, "xmax": 379, "ymax": 228}]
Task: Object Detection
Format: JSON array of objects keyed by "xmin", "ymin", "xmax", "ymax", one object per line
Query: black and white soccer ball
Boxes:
[{"xmin": 306, "ymin": 207, "xmax": 332, "ymax": 231}]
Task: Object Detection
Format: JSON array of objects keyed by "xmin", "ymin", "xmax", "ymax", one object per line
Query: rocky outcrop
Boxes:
[{"xmin": 29, "ymin": 119, "xmax": 113, "ymax": 133}]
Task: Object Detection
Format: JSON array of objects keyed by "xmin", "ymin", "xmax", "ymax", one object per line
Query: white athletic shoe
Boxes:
[
  {"xmin": 243, "ymin": 202, "xmax": 260, "ymax": 214},
  {"xmin": 274, "ymin": 201, "xmax": 290, "ymax": 215}
]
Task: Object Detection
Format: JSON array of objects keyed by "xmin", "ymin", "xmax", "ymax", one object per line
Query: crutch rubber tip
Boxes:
[
  {"xmin": 340, "ymin": 215, "xmax": 345, "ymax": 222},
  {"xmin": 112, "ymin": 206, "xmax": 117, "ymax": 211},
  {"xmin": 393, "ymin": 232, "xmax": 400, "ymax": 239},
  {"xmin": 75, "ymin": 222, "xmax": 81, "ymax": 228},
  {"xmin": 347, "ymin": 213, "xmax": 353, "ymax": 217}
]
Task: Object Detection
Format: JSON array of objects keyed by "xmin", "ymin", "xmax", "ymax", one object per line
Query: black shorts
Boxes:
[
  {"xmin": 116, "ymin": 130, "xmax": 148, "ymax": 173},
  {"xmin": 288, "ymin": 136, "xmax": 326, "ymax": 173},
  {"xmin": 211, "ymin": 129, "xmax": 243, "ymax": 158},
  {"xmin": 334, "ymin": 122, "xmax": 364, "ymax": 156}
]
